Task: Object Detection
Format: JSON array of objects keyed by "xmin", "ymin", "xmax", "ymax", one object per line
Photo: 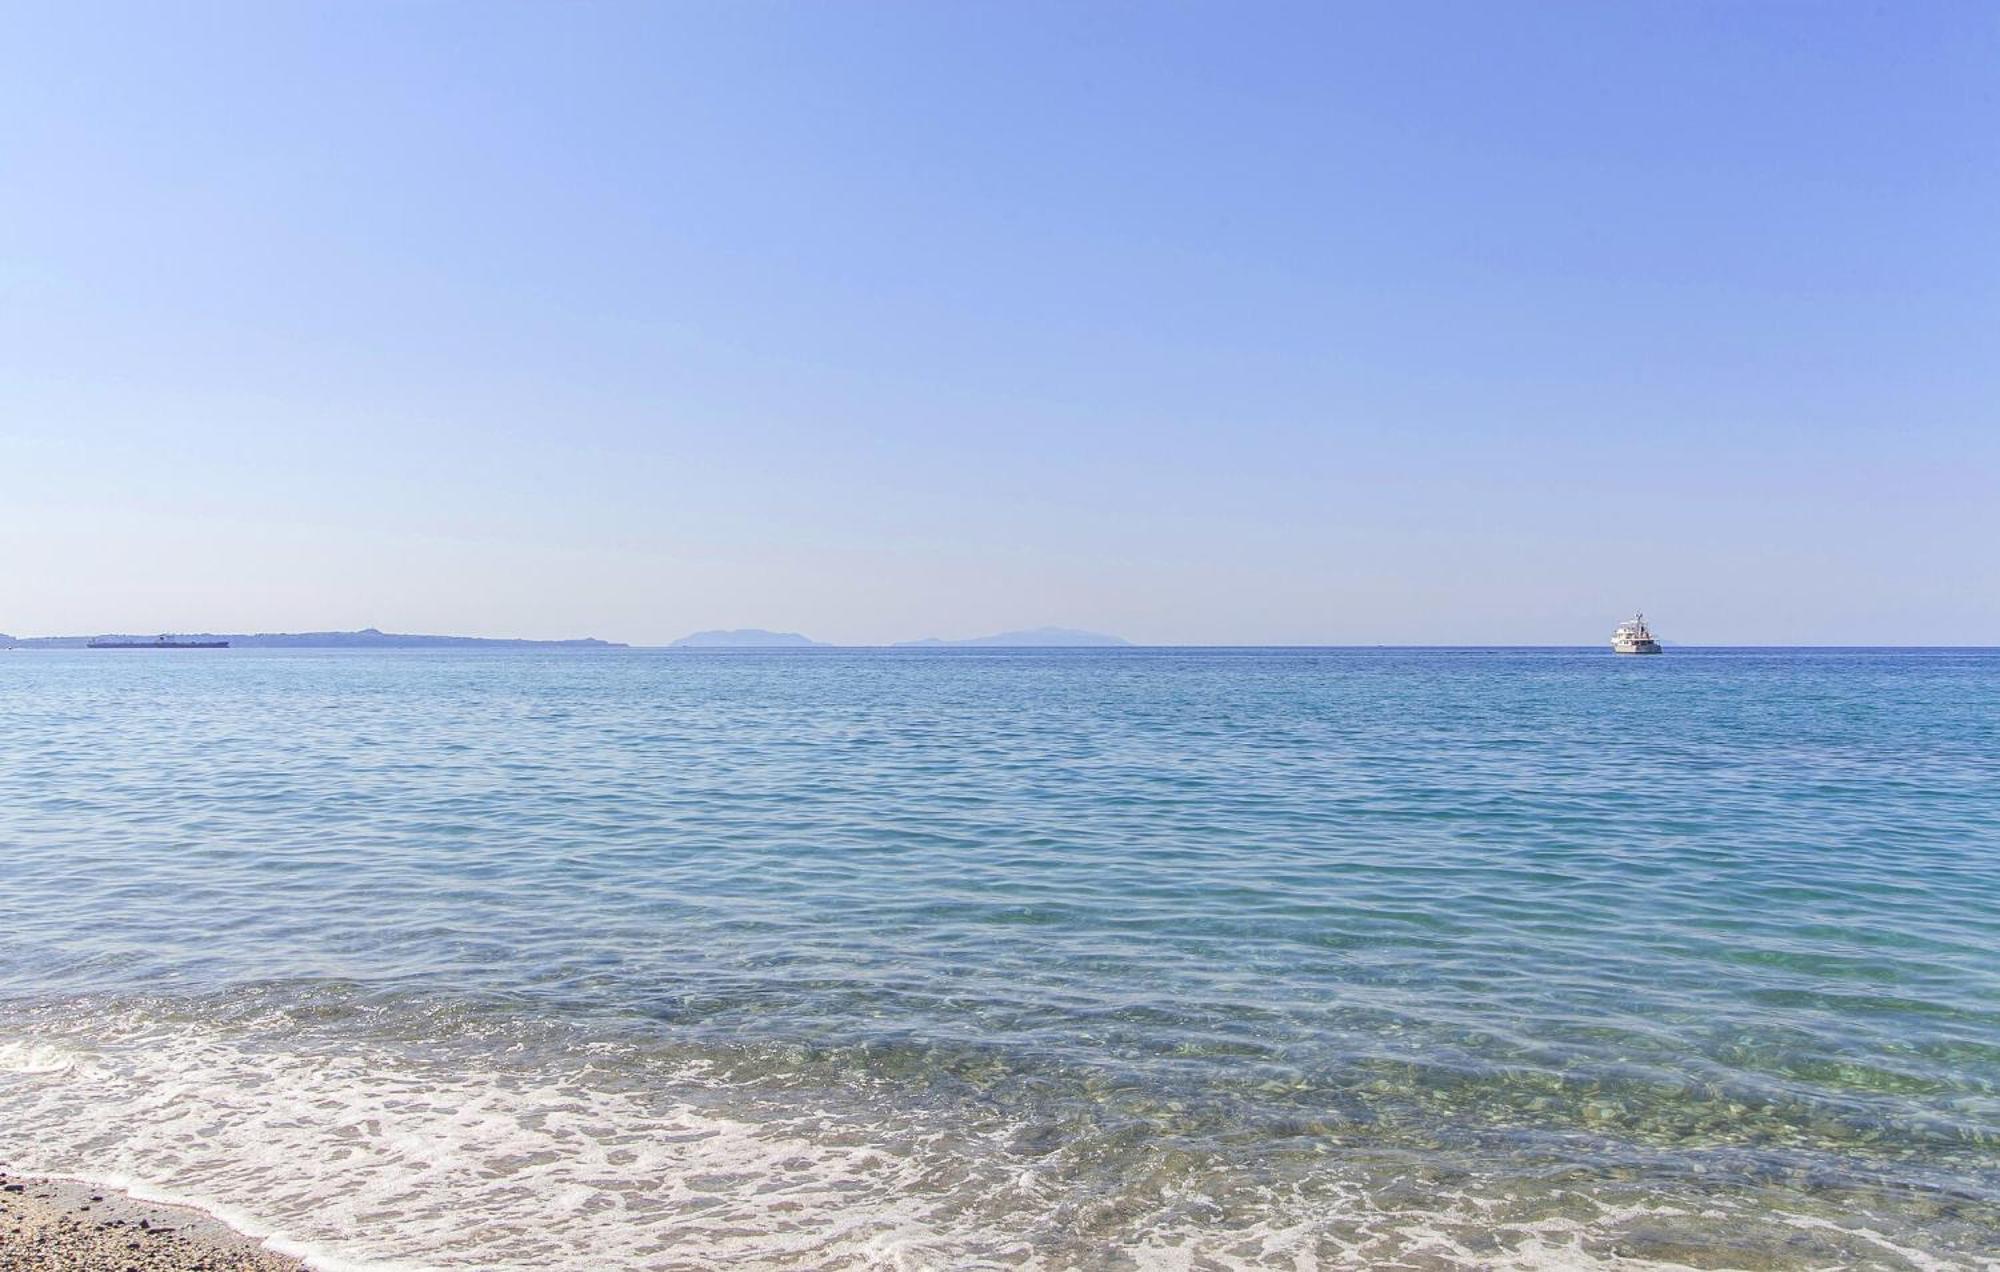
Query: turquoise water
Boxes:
[{"xmin": 1, "ymin": 648, "xmax": 1995, "ymax": 1269}]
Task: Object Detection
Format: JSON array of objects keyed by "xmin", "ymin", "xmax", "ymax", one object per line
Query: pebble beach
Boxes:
[{"xmin": 0, "ymin": 1173, "xmax": 301, "ymax": 1272}]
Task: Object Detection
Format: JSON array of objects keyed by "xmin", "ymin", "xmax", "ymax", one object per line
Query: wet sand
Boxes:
[{"xmin": 0, "ymin": 1171, "xmax": 303, "ymax": 1271}]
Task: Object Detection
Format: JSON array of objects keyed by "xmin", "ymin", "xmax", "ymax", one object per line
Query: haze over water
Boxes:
[{"xmin": 1, "ymin": 647, "xmax": 1996, "ymax": 1268}]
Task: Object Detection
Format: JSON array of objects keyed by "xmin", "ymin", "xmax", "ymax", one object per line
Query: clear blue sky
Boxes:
[{"xmin": 4, "ymin": 2, "xmax": 1994, "ymax": 644}]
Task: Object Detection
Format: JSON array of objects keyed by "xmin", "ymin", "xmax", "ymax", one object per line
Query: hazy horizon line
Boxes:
[
  {"xmin": 4, "ymin": 624, "xmax": 1991, "ymax": 650},
  {"xmin": 8, "ymin": 637, "xmax": 1995, "ymax": 651}
]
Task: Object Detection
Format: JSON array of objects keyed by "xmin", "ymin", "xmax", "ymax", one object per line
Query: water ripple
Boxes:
[{"xmin": 1, "ymin": 647, "xmax": 1996, "ymax": 1268}]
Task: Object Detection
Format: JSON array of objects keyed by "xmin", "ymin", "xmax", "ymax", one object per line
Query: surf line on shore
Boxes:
[{"xmin": 0, "ymin": 1166, "xmax": 354, "ymax": 1271}]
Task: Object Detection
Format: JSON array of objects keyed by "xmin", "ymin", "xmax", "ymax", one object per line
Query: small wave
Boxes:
[
  {"xmin": 1, "ymin": 1004, "xmax": 1989, "ymax": 1270},
  {"xmin": 0, "ymin": 1012, "xmax": 1019, "ymax": 1269},
  {"xmin": 0, "ymin": 1038, "xmax": 79, "ymax": 1075}
]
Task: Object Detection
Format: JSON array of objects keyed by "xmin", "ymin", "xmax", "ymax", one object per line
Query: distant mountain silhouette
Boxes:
[
  {"xmin": 669, "ymin": 629, "xmax": 827, "ymax": 648},
  {"xmin": 0, "ymin": 627, "xmax": 623, "ymax": 649},
  {"xmin": 893, "ymin": 626, "xmax": 1129, "ymax": 648}
]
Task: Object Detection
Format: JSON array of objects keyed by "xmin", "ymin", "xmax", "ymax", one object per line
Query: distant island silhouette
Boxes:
[
  {"xmin": 670, "ymin": 629, "xmax": 828, "ymax": 648},
  {"xmin": 664, "ymin": 626, "xmax": 1132, "ymax": 648},
  {"xmin": 0, "ymin": 627, "xmax": 623, "ymax": 650},
  {"xmin": 1, "ymin": 625, "xmax": 1137, "ymax": 651}
]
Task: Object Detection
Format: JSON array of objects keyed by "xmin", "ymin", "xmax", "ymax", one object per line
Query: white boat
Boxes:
[{"xmin": 1611, "ymin": 613, "xmax": 1662, "ymax": 655}]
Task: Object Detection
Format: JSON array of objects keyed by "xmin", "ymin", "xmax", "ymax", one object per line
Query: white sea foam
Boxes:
[
  {"xmin": 0, "ymin": 1013, "xmax": 1022, "ymax": 1269},
  {"xmin": 0, "ymin": 1010, "xmax": 1984, "ymax": 1271},
  {"xmin": 0, "ymin": 1037, "xmax": 81, "ymax": 1075}
]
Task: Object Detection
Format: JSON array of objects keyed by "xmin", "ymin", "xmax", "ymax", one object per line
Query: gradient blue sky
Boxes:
[{"xmin": 4, "ymin": 2, "xmax": 1995, "ymax": 644}]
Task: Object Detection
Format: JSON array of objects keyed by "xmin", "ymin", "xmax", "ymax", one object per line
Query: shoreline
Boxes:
[{"xmin": 0, "ymin": 1169, "xmax": 306, "ymax": 1271}]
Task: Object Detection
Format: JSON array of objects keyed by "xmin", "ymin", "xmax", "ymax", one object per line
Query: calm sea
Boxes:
[{"xmin": 1, "ymin": 648, "xmax": 1995, "ymax": 1269}]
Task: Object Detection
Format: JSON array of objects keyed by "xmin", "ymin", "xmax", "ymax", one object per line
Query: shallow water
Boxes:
[{"xmin": 1, "ymin": 648, "xmax": 1996, "ymax": 1269}]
